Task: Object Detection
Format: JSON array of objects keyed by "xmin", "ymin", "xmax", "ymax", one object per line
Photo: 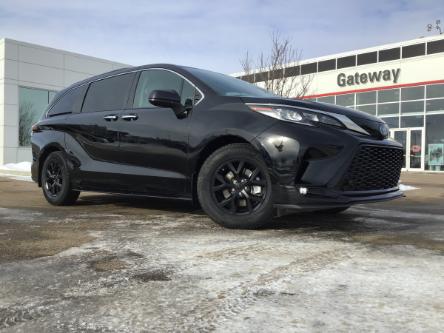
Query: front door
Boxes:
[
  {"xmin": 390, "ymin": 127, "xmax": 425, "ymax": 171},
  {"xmin": 117, "ymin": 69, "xmax": 200, "ymax": 197}
]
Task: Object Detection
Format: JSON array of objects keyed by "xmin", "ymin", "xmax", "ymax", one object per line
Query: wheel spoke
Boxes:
[
  {"xmin": 250, "ymin": 179, "xmax": 266, "ymax": 186},
  {"xmin": 213, "ymin": 183, "xmax": 230, "ymax": 192},
  {"xmin": 236, "ymin": 160, "xmax": 245, "ymax": 175},
  {"xmin": 219, "ymin": 194, "xmax": 236, "ymax": 207},
  {"xmin": 227, "ymin": 162, "xmax": 237, "ymax": 175},
  {"xmin": 229, "ymin": 199, "xmax": 237, "ymax": 213}
]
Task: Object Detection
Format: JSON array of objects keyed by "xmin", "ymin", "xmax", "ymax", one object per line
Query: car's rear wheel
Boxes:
[
  {"xmin": 41, "ymin": 151, "xmax": 80, "ymax": 205},
  {"xmin": 197, "ymin": 144, "xmax": 273, "ymax": 229}
]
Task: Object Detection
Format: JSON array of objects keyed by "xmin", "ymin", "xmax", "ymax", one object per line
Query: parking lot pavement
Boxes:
[{"xmin": 0, "ymin": 176, "xmax": 443, "ymax": 332}]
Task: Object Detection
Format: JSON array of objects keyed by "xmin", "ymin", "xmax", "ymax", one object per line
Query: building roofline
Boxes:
[
  {"xmin": 232, "ymin": 34, "xmax": 444, "ymax": 76},
  {"xmin": 1, "ymin": 37, "xmax": 131, "ymax": 67}
]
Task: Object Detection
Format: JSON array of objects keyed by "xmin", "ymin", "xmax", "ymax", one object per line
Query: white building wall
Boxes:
[{"xmin": 0, "ymin": 38, "xmax": 129, "ymax": 164}]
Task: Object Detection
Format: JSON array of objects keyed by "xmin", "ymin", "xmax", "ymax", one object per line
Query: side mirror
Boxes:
[{"xmin": 148, "ymin": 90, "xmax": 186, "ymax": 118}]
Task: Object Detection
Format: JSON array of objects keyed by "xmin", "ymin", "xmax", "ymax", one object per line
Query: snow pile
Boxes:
[
  {"xmin": 0, "ymin": 161, "xmax": 32, "ymax": 171},
  {"xmin": 399, "ymin": 184, "xmax": 418, "ymax": 191}
]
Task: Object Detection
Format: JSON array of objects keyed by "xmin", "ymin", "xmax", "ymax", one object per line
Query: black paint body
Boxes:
[{"xmin": 31, "ymin": 64, "xmax": 404, "ymax": 209}]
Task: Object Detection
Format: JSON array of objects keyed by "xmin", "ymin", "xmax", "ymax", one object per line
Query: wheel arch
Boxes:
[{"xmin": 37, "ymin": 144, "xmax": 65, "ymax": 186}]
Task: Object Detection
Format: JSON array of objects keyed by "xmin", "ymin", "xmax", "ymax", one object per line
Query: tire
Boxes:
[
  {"xmin": 315, "ymin": 206, "xmax": 350, "ymax": 214},
  {"xmin": 41, "ymin": 151, "xmax": 80, "ymax": 205},
  {"xmin": 197, "ymin": 143, "xmax": 273, "ymax": 229}
]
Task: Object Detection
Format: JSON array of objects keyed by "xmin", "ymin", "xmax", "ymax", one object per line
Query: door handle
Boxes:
[
  {"xmin": 121, "ymin": 114, "xmax": 138, "ymax": 121},
  {"xmin": 104, "ymin": 115, "xmax": 118, "ymax": 121}
]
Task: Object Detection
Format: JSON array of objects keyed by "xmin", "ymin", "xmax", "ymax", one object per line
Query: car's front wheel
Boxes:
[
  {"xmin": 41, "ymin": 151, "xmax": 80, "ymax": 205},
  {"xmin": 197, "ymin": 143, "xmax": 273, "ymax": 229}
]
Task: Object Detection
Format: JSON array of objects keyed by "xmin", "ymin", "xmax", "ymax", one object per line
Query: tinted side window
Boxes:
[
  {"xmin": 82, "ymin": 73, "xmax": 134, "ymax": 113},
  {"xmin": 48, "ymin": 85, "xmax": 87, "ymax": 116},
  {"xmin": 133, "ymin": 70, "xmax": 193, "ymax": 108}
]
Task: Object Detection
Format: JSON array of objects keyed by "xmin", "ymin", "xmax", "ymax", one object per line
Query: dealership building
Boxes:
[
  {"xmin": 0, "ymin": 38, "xmax": 127, "ymax": 165},
  {"xmin": 236, "ymin": 35, "xmax": 444, "ymax": 172},
  {"xmin": 1, "ymin": 35, "xmax": 444, "ymax": 173}
]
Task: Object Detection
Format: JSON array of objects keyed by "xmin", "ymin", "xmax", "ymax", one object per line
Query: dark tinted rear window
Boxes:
[
  {"xmin": 48, "ymin": 85, "xmax": 87, "ymax": 116},
  {"xmin": 82, "ymin": 73, "xmax": 134, "ymax": 113},
  {"xmin": 379, "ymin": 48, "xmax": 400, "ymax": 62}
]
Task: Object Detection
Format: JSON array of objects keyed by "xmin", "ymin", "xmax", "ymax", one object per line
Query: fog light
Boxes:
[{"xmin": 299, "ymin": 187, "xmax": 308, "ymax": 195}]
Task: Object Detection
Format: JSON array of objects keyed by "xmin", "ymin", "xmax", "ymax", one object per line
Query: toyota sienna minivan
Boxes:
[{"xmin": 31, "ymin": 64, "xmax": 404, "ymax": 228}]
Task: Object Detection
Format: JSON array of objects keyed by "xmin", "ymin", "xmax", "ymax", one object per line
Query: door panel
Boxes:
[
  {"xmin": 409, "ymin": 129, "xmax": 422, "ymax": 169},
  {"xmin": 116, "ymin": 69, "xmax": 198, "ymax": 197}
]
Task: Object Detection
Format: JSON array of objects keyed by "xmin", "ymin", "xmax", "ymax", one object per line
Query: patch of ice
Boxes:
[
  {"xmin": 0, "ymin": 161, "xmax": 32, "ymax": 171},
  {"xmin": 399, "ymin": 184, "xmax": 418, "ymax": 191}
]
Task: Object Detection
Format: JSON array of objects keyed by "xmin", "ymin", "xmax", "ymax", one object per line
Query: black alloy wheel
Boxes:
[
  {"xmin": 198, "ymin": 143, "xmax": 273, "ymax": 229},
  {"xmin": 44, "ymin": 160, "xmax": 63, "ymax": 197},
  {"xmin": 211, "ymin": 159, "xmax": 267, "ymax": 215},
  {"xmin": 41, "ymin": 151, "xmax": 80, "ymax": 205}
]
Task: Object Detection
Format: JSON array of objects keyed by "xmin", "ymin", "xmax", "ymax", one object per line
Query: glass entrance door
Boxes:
[{"xmin": 390, "ymin": 127, "xmax": 425, "ymax": 171}]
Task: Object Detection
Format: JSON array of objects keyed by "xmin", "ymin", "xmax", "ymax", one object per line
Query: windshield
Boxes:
[{"xmin": 186, "ymin": 67, "xmax": 277, "ymax": 98}]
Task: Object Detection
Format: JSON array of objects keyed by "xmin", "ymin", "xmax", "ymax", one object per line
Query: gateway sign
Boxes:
[{"xmin": 337, "ymin": 68, "xmax": 401, "ymax": 87}]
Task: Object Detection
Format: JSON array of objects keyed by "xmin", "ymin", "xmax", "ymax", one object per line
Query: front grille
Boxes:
[{"xmin": 341, "ymin": 145, "xmax": 403, "ymax": 191}]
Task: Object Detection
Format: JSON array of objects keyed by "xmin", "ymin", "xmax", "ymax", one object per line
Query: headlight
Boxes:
[{"xmin": 248, "ymin": 104, "xmax": 344, "ymax": 128}]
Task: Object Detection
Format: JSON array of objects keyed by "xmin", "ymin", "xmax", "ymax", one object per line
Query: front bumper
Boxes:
[
  {"xmin": 273, "ymin": 184, "xmax": 404, "ymax": 210},
  {"xmin": 253, "ymin": 121, "xmax": 404, "ymax": 209}
]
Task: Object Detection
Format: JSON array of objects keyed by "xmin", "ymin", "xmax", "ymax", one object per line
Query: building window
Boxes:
[
  {"xmin": 378, "ymin": 102, "xmax": 399, "ymax": 116},
  {"xmin": 378, "ymin": 89, "xmax": 400, "ymax": 103},
  {"xmin": 317, "ymin": 96, "xmax": 335, "ymax": 104},
  {"xmin": 19, "ymin": 86, "xmax": 57, "ymax": 146},
  {"xmin": 356, "ymin": 104, "xmax": 376, "ymax": 115},
  {"xmin": 356, "ymin": 91, "xmax": 376, "ymax": 105},
  {"xmin": 357, "ymin": 52, "xmax": 377, "ymax": 65},
  {"xmin": 401, "ymin": 101, "xmax": 424, "ymax": 114},
  {"xmin": 402, "ymin": 43, "xmax": 425, "ymax": 58},
  {"xmin": 380, "ymin": 116, "xmax": 399, "ymax": 128},
  {"xmin": 426, "ymin": 114, "xmax": 444, "ymax": 171},
  {"xmin": 426, "ymin": 84, "xmax": 444, "ymax": 99},
  {"xmin": 337, "ymin": 55, "xmax": 356, "ymax": 69},
  {"xmin": 336, "ymin": 93, "xmax": 354, "ymax": 107},
  {"xmin": 301, "ymin": 63, "xmax": 317, "ymax": 75},
  {"xmin": 284, "ymin": 66, "xmax": 300, "ymax": 77},
  {"xmin": 379, "ymin": 47, "xmax": 400, "ymax": 62},
  {"xmin": 401, "ymin": 115, "xmax": 424, "ymax": 128},
  {"xmin": 427, "ymin": 39, "xmax": 444, "ymax": 55},
  {"xmin": 318, "ymin": 59, "xmax": 336, "ymax": 72},
  {"xmin": 426, "ymin": 98, "xmax": 444, "ymax": 112},
  {"xmin": 401, "ymin": 86, "xmax": 424, "ymax": 101}
]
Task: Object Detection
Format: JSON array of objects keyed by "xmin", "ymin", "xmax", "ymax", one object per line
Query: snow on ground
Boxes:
[
  {"xmin": 0, "ymin": 161, "xmax": 31, "ymax": 172},
  {"xmin": 399, "ymin": 184, "xmax": 418, "ymax": 191}
]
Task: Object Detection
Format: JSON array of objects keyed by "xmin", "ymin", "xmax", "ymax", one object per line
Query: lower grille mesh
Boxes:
[{"xmin": 341, "ymin": 145, "xmax": 403, "ymax": 191}]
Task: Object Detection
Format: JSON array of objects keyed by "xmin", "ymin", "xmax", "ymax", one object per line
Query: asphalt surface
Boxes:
[{"xmin": 0, "ymin": 175, "xmax": 443, "ymax": 332}]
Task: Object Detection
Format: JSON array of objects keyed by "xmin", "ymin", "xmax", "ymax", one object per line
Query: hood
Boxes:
[{"xmin": 241, "ymin": 96, "xmax": 389, "ymax": 140}]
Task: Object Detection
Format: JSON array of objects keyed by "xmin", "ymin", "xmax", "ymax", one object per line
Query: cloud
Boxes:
[{"xmin": 0, "ymin": 0, "xmax": 443, "ymax": 73}]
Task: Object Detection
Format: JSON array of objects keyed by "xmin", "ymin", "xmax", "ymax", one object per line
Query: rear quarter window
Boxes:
[{"xmin": 47, "ymin": 85, "xmax": 88, "ymax": 117}]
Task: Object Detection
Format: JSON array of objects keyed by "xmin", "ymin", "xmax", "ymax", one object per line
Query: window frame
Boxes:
[{"xmin": 131, "ymin": 68, "xmax": 205, "ymax": 109}]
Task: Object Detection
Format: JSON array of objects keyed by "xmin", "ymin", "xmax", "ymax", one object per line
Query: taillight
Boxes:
[{"xmin": 31, "ymin": 123, "xmax": 41, "ymax": 134}]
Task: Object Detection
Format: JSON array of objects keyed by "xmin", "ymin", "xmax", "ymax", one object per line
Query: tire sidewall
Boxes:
[{"xmin": 197, "ymin": 144, "xmax": 273, "ymax": 229}]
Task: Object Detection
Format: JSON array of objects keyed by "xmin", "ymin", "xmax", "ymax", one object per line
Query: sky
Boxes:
[{"xmin": 0, "ymin": 0, "xmax": 443, "ymax": 74}]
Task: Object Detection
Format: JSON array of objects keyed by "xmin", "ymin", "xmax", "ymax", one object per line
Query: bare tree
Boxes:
[{"xmin": 240, "ymin": 31, "xmax": 312, "ymax": 98}]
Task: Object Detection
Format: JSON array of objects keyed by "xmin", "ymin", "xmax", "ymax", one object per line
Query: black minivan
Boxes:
[{"xmin": 31, "ymin": 64, "xmax": 404, "ymax": 228}]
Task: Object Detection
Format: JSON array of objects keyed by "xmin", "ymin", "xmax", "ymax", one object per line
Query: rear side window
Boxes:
[
  {"xmin": 47, "ymin": 85, "xmax": 87, "ymax": 116},
  {"xmin": 133, "ymin": 69, "xmax": 195, "ymax": 108},
  {"xmin": 82, "ymin": 73, "xmax": 134, "ymax": 113}
]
